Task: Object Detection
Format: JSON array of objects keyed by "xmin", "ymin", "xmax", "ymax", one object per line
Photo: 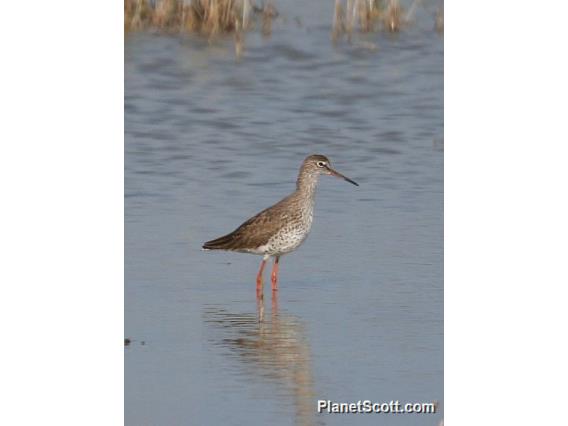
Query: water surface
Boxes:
[{"xmin": 125, "ymin": 1, "xmax": 443, "ymax": 425}]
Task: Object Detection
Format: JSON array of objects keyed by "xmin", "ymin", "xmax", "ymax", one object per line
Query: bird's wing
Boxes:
[
  {"xmin": 226, "ymin": 202, "xmax": 290, "ymax": 249},
  {"xmin": 203, "ymin": 195, "xmax": 296, "ymax": 251}
]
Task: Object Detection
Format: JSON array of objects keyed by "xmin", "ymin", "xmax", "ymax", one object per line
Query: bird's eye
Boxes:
[{"xmin": 316, "ymin": 161, "xmax": 326, "ymax": 168}]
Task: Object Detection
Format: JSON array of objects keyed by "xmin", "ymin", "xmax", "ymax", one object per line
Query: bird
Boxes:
[{"xmin": 202, "ymin": 154, "xmax": 358, "ymax": 294}]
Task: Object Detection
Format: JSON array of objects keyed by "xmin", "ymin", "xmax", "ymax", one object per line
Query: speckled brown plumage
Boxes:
[{"xmin": 203, "ymin": 154, "xmax": 358, "ymax": 293}]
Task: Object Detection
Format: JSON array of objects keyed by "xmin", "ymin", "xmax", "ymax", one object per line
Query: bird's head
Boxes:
[{"xmin": 301, "ymin": 154, "xmax": 359, "ymax": 186}]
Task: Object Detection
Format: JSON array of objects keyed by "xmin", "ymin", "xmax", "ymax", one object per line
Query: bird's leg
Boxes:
[
  {"xmin": 271, "ymin": 256, "xmax": 280, "ymax": 291},
  {"xmin": 256, "ymin": 258, "xmax": 267, "ymax": 295}
]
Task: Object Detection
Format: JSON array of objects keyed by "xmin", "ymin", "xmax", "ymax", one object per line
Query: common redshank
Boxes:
[{"xmin": 202, "ymin": 154, "xmax": 358, "ymax": 294}]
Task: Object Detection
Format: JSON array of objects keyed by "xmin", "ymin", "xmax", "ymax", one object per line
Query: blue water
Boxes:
[{"xmin": 125, "ymin": 1, "xmax": 443, "ymax": 425}]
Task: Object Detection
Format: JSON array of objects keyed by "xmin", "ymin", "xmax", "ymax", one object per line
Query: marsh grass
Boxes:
[
  {"xmin": 124, "ymin": 0, "xmax": 153, "ymax": 31},
  {"xmin": 260, "ymin": 2, "xmax": 278, "ymax": 37},
  {"xmin": 130, "ymin": 0, "xmax": 280, "ymax": 34},
  {"xmin": 125, "ymin": 0, "xmax": 440, "ymax": 54},
  {"xmin": 125, "ymin": 0, "xmax": 278, "ymax": 56},
  {"xmin": 332, "ymin": 0, "xmax": 426, "ymax": 42},
  {"xmin": 383, "ymin": 0, "xmax": 403, "ymax": 32},
  {"xmin": 435, "ymin": 2, "xmax": 443, "ymax": 33}
]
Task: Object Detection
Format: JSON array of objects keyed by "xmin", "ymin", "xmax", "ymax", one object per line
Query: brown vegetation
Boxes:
[
  {"xmin": 125, "ymin": 0, "xmax": 278, "ymax": 35},
  {"xmin": 125, "ymin": 0, "xmax": 442, "ymax": 54},
  {"xmin": 435, "ymin": 2, "xmax": 443, "ymax": 34},
  {"xmin": 125, "ymin": 0, "xmax": 278, "ymax": 58},
  {"xmin": 332, "ymin": 0, "xmax": 425, "ymax": 42},
  {"xmin": 124, "ymin": 0, "xmax": 153, "ymax": 31}
]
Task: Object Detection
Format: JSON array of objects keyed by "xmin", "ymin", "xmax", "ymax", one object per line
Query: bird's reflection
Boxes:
[{"xmin": 204, "ymin": 292, "xmax": 317, "ymax": 426}]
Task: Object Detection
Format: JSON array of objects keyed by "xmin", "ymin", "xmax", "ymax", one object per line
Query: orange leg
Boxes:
[
  {"xmin": 256, "ymin": 258, "xmax": 267, "ymax": 295},
  {"xmin": 271, "ymin": 256, "xmax": 280, "ymax": 291}
]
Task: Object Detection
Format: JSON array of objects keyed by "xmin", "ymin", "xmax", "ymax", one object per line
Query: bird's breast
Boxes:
[{"xmin": 264, "ymin": 208, "xmax": 313, "ymax": 255}]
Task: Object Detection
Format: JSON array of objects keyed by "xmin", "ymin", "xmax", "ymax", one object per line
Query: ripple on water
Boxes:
[{"xmin": 221, "ymin": 171, "xmax": 252, "ymax": 179}]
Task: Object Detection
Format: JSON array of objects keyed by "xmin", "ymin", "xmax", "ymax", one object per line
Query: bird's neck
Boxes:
[{"xmin": 296, "ymin": 173, "xmax": 318, "ymax": 199}]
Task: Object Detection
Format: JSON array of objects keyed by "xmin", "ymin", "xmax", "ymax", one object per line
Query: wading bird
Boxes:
[{"xmin": 203, "ymin": 154, "xmax": 358, "ymax": 294}]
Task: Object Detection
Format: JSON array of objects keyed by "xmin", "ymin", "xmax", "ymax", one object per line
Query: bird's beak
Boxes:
[{"xmin": 326, "ymin": 166, "xmax": 359, "ymax": 186}]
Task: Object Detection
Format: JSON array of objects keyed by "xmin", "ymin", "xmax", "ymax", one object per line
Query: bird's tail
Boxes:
[{"xmin": 202, "ymin": 233, "xmax": 237, "ymax": 250}]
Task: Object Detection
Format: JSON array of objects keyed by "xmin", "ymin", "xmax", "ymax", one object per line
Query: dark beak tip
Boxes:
[{"xmin": 328, "ymin": 167, "xmax": 358, "ymax": 186}]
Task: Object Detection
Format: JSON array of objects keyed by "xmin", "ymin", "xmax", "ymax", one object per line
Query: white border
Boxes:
[
  {"xmin": 446, "ymin": 1, "xmax": 568, "ymax": 424},
  {"xmin": 0, "ymin": 1, "xmax": 123, "ymax": 424},
  {"xmin": 1, "ymin": 0, "xmax": 568, "ymax": 425}
]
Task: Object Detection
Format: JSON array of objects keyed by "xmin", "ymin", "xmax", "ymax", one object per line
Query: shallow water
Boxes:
[{"xmin": 125, "ymin": 1, "xmax": 443, "ymax": 425}]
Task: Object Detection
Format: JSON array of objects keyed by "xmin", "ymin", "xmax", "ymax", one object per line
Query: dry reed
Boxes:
[
  {"xmin": 331, "ymin": 0, "xmax": 345, "ymax": 42},
  {"xmin": 332, "ymin": 0, "xmax": 429, "ymax": 41},
  {"xmin": 124, "ymin": 0, "xmax": 153, "ymax": 31},
  {"xmin": 125, "ymin": 0, "xmax": 441, "ymax": 53},
  {"xmin": 383, "ymin": 0, "xmax": 403, "ymax": 32},
  {"xmin": 435, "ymin": 2, "xmax": 443, "ymax": 34},
  {"xmin": 125, "ymin": 0, "xmax": 279, "ymax": 58},
  {"xmin": 259, "ymin": 2, "xmax": 278, "ymax": 37},
  {"xmin": 124, "ymin": 0, "xmax": 280, "ymax": 35}
]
